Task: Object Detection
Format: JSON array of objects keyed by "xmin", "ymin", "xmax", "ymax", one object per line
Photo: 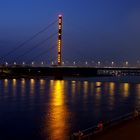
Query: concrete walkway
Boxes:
[{"xmin": 94, "ymin": 118, "xmax": 140, "ymax": 140}]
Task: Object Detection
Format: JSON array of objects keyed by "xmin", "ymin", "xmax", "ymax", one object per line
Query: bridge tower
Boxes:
[{"xmin": 57, "ymin": 15, "xmax": 62, "ymax": 66}]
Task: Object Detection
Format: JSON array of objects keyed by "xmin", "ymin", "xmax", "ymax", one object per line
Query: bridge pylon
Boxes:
[{"xmin": 57, "ymin": 15, "xmax": 62, "ymax": 66}]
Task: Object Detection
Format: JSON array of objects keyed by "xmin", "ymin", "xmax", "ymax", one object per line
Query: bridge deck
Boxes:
[{"xmin": 1, "ymin": 66, "xmax": 140, "ymax": 78}]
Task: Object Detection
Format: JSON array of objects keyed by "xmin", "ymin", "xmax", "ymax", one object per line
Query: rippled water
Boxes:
[{"xmin": 0, "ymin": 77, "xmax": 140, "ymax": 139}]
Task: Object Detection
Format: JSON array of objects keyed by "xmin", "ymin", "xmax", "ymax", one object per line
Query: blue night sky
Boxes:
[{"xmin": 0, "ymin": 0, "xmax": 140, "ymax": 64}]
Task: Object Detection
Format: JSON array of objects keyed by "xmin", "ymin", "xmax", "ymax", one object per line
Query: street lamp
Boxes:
[
  {"xmin": 5, "ymin": 62, "xmax": 8, "ymax": 66},
  {"xmin": 98, "ymin": 61, "xmax": 101, "ymax": 67},
  {"xmin": 31, "ymin": 61, "xmax": 34, "ymax": 66},
  {"xmin": 112, "ymin": 61, "xmax": 114, "ymax": 67},
  {"xmin": 125, "ymin": 61, "xmax": 128, "ymax": 67},
  {"xmin": 62, "ymin": 61, "xmax": 64, "ymax": 65}
]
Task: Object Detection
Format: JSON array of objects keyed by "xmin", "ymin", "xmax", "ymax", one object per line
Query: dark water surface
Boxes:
[{"xmin": 0, "ymin": 77, "xmax": 140, "ymax": 140}]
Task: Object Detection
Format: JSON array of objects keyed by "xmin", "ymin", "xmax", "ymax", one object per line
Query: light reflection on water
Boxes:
[
  {"xmin": 4, "ymin": 79, "xmax": 8, "ymax": 93},
  {"xmin": 40, "ymin": 79, "xmax": 45, "ymax": 91},
  {"xmin": 0, "ymin": 78, "xmax": 140, "ymax": 139},
  {"xmin": 71, "ymin": 80, "xmax": 76, "ymax": 96},
  {"xmin": 43, "ymin": 80, "xmax": 69, "ymax": 140},
  {"xmin": 30, "ymin": 79, "xmax": 35, "ymax": 94},
  {"xmin": 123, "ymin": 83, "xmax": 130, "ymax": 98},
  {"xmin": 12, "ymin": 79, "xmax": 17, "ymax": 96},
  {"xmin": 21, "ymin": 78, "xmax": 25, "ymax": 96},
  {"xmin": 108, "ymin": 82, "xmax": 115, "ymax": 110},
  {"xmin": 83, "ymin": 81, "xmax": 88, "ymax": 99}
]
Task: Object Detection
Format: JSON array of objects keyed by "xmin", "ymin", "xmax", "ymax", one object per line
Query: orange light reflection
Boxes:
[
  {"xmin": 21, "ymin": 78, "xmax": 25, "ymax": 96},
  {"xmin": 30, "ymin": 79, "xmax": 35, "ymax": 94},
  {"xmin": 122, "ymin": 83, "xmax": 130, "ymax": 98},
  {"xmin": 43, "ymin": 80, "xmax": 69, "ymax": 139},
  {"xmin": 84, "ymin": 81, "xmax": 88, "ymax": 97},
  {"xmin": 12, "ymin": 79, "xmax": 17, "ymax": 95},
  {"xmin": 108, "ymin": 82, "xmax": 115, "ymax": 110},
  {"xmin": 4, "ymin": 79, "xmax": 8, "ymax": 93}
]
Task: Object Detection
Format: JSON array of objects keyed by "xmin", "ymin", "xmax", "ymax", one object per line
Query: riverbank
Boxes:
[
  {"xmin": 94, "ymin": 117, "xmax": 140, "ymax": 140},
  {"xmin": 71, "ymin": 111, "xmax": 140, "ymax": 140}
]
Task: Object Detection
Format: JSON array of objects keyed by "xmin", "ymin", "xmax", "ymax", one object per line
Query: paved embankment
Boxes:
[{"xmin": 94, "ymin": 118, "xmax": 140, "ymax": 140}]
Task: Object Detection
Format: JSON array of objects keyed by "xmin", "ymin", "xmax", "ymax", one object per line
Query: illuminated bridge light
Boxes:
[
  {"xmin": 98, "ymin": 61, "xmax": 101, "ymax": 67},
  {"xmin": 5, "ymin": 62, "xmax": 8, "ymax": 66},
  {"xmin": 58, "ymin": 14, "xmax": 62, "ymax": 17},
  {"xmin": 125, "ymin": 61, "xmax": 128, "ymax": 65}
]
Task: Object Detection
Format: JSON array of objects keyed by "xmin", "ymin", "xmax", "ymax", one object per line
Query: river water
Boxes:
[{"xmin": 0, "ymin": 77, "xmax": 140, "ymax": 140}]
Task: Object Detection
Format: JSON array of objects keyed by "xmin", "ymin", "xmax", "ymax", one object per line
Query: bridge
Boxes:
[{"xmin": 0, "ymin": 15, "xmax": 140, "ymax": 79}]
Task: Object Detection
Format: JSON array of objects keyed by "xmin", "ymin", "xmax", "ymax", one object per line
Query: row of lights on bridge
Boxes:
[
  {"xmin": 3, "ymin": 61, "xmax": 133, "ymax": 66},
  {"xmin": 5, "ymin": 62, "xmax": 44, "ymax": 66},
  {"xmin": 71, "ymin": 61, "xmax": 129, "ymax": 66}
]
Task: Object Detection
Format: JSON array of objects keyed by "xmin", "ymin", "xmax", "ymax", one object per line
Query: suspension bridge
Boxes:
[{"xmin": 0, "ymin": 15, "xmax": 140, "ymax": 79}]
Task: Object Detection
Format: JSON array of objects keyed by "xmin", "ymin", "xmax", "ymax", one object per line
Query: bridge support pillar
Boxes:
[{"xmin": 57, "ymin": 15, "xmax": 62, "ymax": 66}]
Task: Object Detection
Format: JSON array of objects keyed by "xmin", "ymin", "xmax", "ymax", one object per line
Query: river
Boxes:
[{"xmin": 0, "ymin": 76, "xmax": 140, "ymax": 139}]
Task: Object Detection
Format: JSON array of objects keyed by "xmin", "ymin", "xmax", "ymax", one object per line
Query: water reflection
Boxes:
[
  {"xmin": 95, "ymin": 82, "xmax": 101, "ymax": 96},
  {"xmin": 95, "ymin": 82, "xmax": 101, "ymax": 100},
  {"xmin": 108, "ymin": 82, "xmax": 115, "ymax": 110},
  {"xmin": 96, "ymin": 82, "xmax": 101, "ymax": 87},
  {"xmin": 40, "ymin": 79, "xmax": 45, "ymax": 91},
  {"xmin": 44, "ymin": 80, "xmax": 69, "ymax": 140},
  {"xmin": 30, "ymin": 79, "xmax": 35, "ymax": 94},
  {"xmin": 71, "ymin": 81, "xmax": 76, "ymax": 96},
  {"xmin": 95, "ymin": 82, "xmax": 102, "ymax": 112},
  {"xmin": 0, "ymin": 78, "xmax": 140, "ymax": 139},
  {"xmin": 121, "ymin": 83, "xmax": 130, "ymax": 98},
  {"xmin": 12, "ymin": 79, "xmax": 17, "ymax": 95},
  {"xmin": 83, "ymin": 81, "xmax": 88, "ymax": 99},
  {"xmin": 95, "ymin": 87, "xmax": 101, "ymax": 100},
  {"xmin": 21, "ymin": 78, "xmax": 25, "ymax": 96},
  {"xmin": 4, "ymin": 79, "xmax": 8, "ymax": 93},
  {"xmin": 109, "ymin": 82, "xmax": 115, "ymax": 95}
]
